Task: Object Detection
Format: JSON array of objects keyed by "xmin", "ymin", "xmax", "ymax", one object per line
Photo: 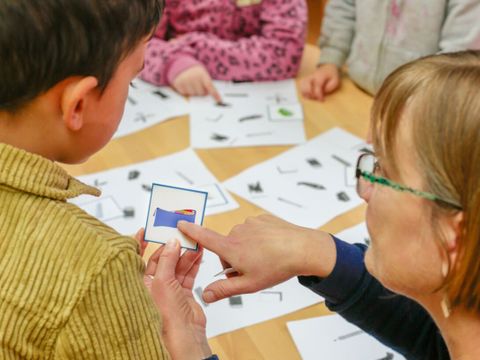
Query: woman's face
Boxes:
[{"xmin": 362, "ymin": 112, "xmax": 445, "ymax": 298}]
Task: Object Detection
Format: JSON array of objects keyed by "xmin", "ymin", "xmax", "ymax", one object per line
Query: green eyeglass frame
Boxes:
[{"xmin": 355, "ymin": 153, "xmax": 462, "ymax": 210}]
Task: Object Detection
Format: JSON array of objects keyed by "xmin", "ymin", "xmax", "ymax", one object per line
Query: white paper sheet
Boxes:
[
  {"xmin": 70, "ymin": 149, "xmax": 238, "ymax": 235},
  {"xmin": 287, "ymin": 314, "xmax": 406, "ymax": 360},
  {"xmin": 224, "ymin": 128, "xmax": 368, "ymax": 228},
  {"xmin": 193, "ymin": 249, "xmax": 321, "ymax": 338},
  {"xmin": 189, "ymin": 80, "xmax": 306, "ymax": 148},
  {"xmin": 114, "ymin": 78, "xmax": 189, "ymax": 139}
]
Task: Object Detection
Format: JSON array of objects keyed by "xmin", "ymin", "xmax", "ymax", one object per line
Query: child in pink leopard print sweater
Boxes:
[{"xmin": 141, "ymin": 0, "xmax": 307, "ymax": 100}]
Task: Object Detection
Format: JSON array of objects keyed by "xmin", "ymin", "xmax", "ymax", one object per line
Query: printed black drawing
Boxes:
[
  {"xmin": 128, "ymin": 170, "xmax": 140, "ymax": 181},
  {"xmin": 228, "ymin": 296, "xmax": 243, "ymax": 307},
  {"xmin": 194, "ymin": 287, "xmax": 209, "ymax": 307},
  {"xmin": 206, "ymin": 114, "xmax": 223, "ymax": 122},
  {"xmin": 134, "ymin": 113, "xmax": 155, "ymax": 123},
  {"xmin": 176, "ymin": 171, "xmax": 194, "ymax": 185},
  {"xmin": 248, "ymin": 182, "xmax": 263, "ymax": 194},
  {"xmin": 377, "ymin": 353, "xmax": 394, "ymax": 360},
  {"xmin": 306, "ymin": 158, "xmax": 322, "ymax": 168},
  {"xmin": 278, "ymin": 197, "xmax": 303, "ymax": 208},
  {"xmin": 334, "ymin": 330, "xmax": 364, "ymax": 342},
  {"xmin": 277, "ymin": 166, "xmax": 298, "ymax": 174},
  {"xmin": 127, "ymin": 96, "xmax": 137, "ymax": 106},
  {"xmin": 142, "ymin": 184, "xmax": 153, "ymax": 192},
  {"xmin": 152, "ymin": 90, "xmax": 169, "ymax": 99},
  {"xmin": 224, "ymin": 93, "xmax": 248, "ymax": 98},
  {"xmin": 211, "ymin": 133, "xmax": 229, "ymax": 142},
  {"xmin": 123, "ymin": 207, "xmax": 135, "ymax": 218},
  {"xmin": 260, "ymin": 290, "xmax": 283, "ymax": 301},
  {"xmin": 337, "ymin": 191, "xmax": 350, "ymax": 202},
  {"xmin": 267, "ymin": 93, "xmax": 288, "ymax": 104},
  {"xmin": 246, "ymin": 131, "xmax": 273, "ymax": 137},
  {"xmin": 215, "ymin": 101, "xmax": 231, "ymax": 107},
  {"xmin": 93, "ymin": 179, "xmax": 108, "ymax": 187},
  {"xmin": 238, "ymin": 114, "xmax": 263, "ymax": 122},
  {"xmin": 331, "ymin": 154, "xmax": 351, "ymax": 167},
  {"xmin": 297, "ymin": 182, "xmax": 326, "ymax": 190}
]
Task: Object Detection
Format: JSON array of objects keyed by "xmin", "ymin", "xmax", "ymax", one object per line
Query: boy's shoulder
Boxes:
[{"xmin": 0, "ymin": 184, "xmax": 142, "ymax": 332}]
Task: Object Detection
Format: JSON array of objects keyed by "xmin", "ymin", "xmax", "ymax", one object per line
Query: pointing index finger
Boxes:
[{"xmin": 177, "ymin": 221, "xmax": 227, "ymax": 255}]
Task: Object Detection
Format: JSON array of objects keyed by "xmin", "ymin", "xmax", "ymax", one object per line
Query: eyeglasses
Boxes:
[{"xmin": 355, "ymin": 152, "xmax": 462, "ymax": 210}]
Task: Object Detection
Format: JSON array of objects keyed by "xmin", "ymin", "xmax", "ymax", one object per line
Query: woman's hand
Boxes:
[
  {"xmin": 145, "ymin": 239, "xmax": 212, "ymax": 360},
  {"xmin": 178, "ymin": 215, "xmax": 336, "ymax": 303}
]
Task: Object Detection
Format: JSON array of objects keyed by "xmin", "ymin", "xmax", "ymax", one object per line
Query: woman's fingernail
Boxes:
[
  {"xmin": 177, "ymin": 220, "xmax": 187, "ymax": 228},
  {"xmin": 203, "ymin": 290, "xmax": 215, "ymax": 303}
]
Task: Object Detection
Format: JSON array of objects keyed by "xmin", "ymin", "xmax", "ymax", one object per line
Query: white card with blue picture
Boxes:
[{"xmin": 144, "ymin": 183, "xmax": 208, "ymax": 250}]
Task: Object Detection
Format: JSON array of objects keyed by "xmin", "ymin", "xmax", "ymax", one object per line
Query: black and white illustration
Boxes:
[
  {"xmin": 191, "ymin": 248, "xmax": 321, "ymax": 338},
  {"xmin": 224, "ymin": 128, "xmax": 367, "ymax": 228},
  {"xmin": 115, "ymin": 78, "xmax": 189, "ymax": 139},
  {"xmin": 70, "ymin": 149, "xmax": 238, "ymax": 236},
  {"xmin": 287, "ymin": 314, "xmax": 406, "ymax": 360},
  {"xmin": 189, "ymin": 80, "xmax": 306, "ymax": 148}
]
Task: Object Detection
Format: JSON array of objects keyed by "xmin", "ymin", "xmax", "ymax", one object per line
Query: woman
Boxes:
[{"xmin": 165, "ymin": 50, "xmax": 480, "ymax": 359}]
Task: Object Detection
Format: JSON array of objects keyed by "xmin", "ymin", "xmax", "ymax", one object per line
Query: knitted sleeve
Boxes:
[
  {"xmin": 316, "ymin": 0, "xmax": 356, "ymax": 67},
  {"xmin": 439, "ymin": 0, "xmax": 480, "ymax": 52},
  {"xmin": 54, "ymin": 248, "xmax": 170, "ymax": 359},
  {"xmin": 141, "ymin": 0, "xmax": 307, "ymax": 85}
]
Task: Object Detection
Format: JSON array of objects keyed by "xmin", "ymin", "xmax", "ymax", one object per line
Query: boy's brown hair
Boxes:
[{"xmin": 0, "ymin": 0, "xmax": 164, "ymax": 111}]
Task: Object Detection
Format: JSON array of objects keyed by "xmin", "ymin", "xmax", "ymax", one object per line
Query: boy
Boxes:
[{"xmin": 0, "ymin": 1, "xmax": 214, "ymax": 359}]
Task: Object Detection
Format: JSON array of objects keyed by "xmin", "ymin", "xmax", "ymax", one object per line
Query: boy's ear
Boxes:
[{"xmin": 61, "ymin": 76, "xmax": 99, "ymax": 131}]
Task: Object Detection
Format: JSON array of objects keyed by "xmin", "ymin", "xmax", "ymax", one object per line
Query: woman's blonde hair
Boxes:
[{"xmin": 371, "ymin": 50, "xmax": 480, "ymax": 312}]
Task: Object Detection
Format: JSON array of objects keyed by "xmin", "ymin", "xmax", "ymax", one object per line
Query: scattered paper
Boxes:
[
  {"xmin": 287, "ymin": 314, "xmax": 406, "ymax": 360},
  {"xmin": 224, "ymin": 128, "xmax": 368, "ymax": 228},
  {"xmin": 189, "ymin": 80, "xmax": 306, "ymax": 148},
  {"xmin": 115, "ymin": 78, "xmax": 189, "ymax": 139},
  {"xmin": 70, "ymin": 149, "xmax": 238, "ymax": 235},
  {"xmin": 145, "ymin": 184, "xmax": 207, "ymax": 250},
  {"xmin": 194, "ymin": 249, "xmax": 321, "ymax": 338}
]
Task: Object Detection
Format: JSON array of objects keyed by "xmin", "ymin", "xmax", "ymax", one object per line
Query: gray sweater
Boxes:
[{"xmin": 318, "ymin": 0, "xmax": 480, "ymax": 94}]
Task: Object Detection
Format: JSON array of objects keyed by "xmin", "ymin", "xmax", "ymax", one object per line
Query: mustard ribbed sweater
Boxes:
[{"xmin": 0, "ymin": 143, "xmax": 169, "ymax": 359}]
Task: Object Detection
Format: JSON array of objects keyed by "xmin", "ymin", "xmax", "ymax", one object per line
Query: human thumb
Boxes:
[
  {"xmin": 154, "ymin": 239, "xmax": 181, "ymax": 280},
  {"xmin": 202, "ymin": 276, "xmax": 251, "ymax": 303}
]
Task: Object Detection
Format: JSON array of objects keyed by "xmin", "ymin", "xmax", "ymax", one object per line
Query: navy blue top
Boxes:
[{"xmin": 298, "ymin": 237, "xmax": 449, "ymax": 360}]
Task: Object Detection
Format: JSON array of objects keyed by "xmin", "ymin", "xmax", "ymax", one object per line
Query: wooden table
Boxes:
[{"xmin": 62, "ymin": 45, "xmax": 373, "ymax": 359}]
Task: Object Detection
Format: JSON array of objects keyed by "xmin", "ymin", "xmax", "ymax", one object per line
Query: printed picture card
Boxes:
[{"xmin": 144, "ymin": 183, "xmax": 208, "ymax": 250}]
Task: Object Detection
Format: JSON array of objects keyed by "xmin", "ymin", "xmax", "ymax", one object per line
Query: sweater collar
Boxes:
[{"xmin": 0, "ymin": 143, "xmax": 100, "ymax": 200}]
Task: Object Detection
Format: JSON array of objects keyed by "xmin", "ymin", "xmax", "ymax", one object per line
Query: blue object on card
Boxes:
[{"xmin": 153, "ymin": 208, "xmax": 196, "ymax": 228}]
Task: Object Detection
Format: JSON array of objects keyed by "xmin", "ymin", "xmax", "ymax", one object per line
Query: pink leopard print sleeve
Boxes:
[{"xmin": 141, "ymin": 0, "xmax": 307, "ymax": 86}]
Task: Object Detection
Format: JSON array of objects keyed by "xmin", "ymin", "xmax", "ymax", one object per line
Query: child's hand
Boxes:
[
  {"xmin": 172, "ymin": 65, "xmax": 222, "ymax": 102},
  {"xmin": 134, "ymin": 228, "xmax": 148, "ymax": 257},
  {"xmin": 300, "ymin": 63, "xmax": 340, "ymax": 102},
  {"xmin": 144, "ymin": 240, "xmax": 212, "ymax": 360}
]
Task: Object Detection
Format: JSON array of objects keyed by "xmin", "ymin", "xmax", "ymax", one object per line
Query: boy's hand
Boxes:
[
  {"xmin": 300, "ymin": 63, "xmax": 340, "ymax": 102},
  {"xmin": 145, "ymin": 240, "xmax": 212, "ymax": 360},
  {"xmin": 134, "ymin": 228, "xmax": 148, "ymax": 257},
  {"xmin": 172, "ymin": 65, "xmax": 222, "ymax": 102}
]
